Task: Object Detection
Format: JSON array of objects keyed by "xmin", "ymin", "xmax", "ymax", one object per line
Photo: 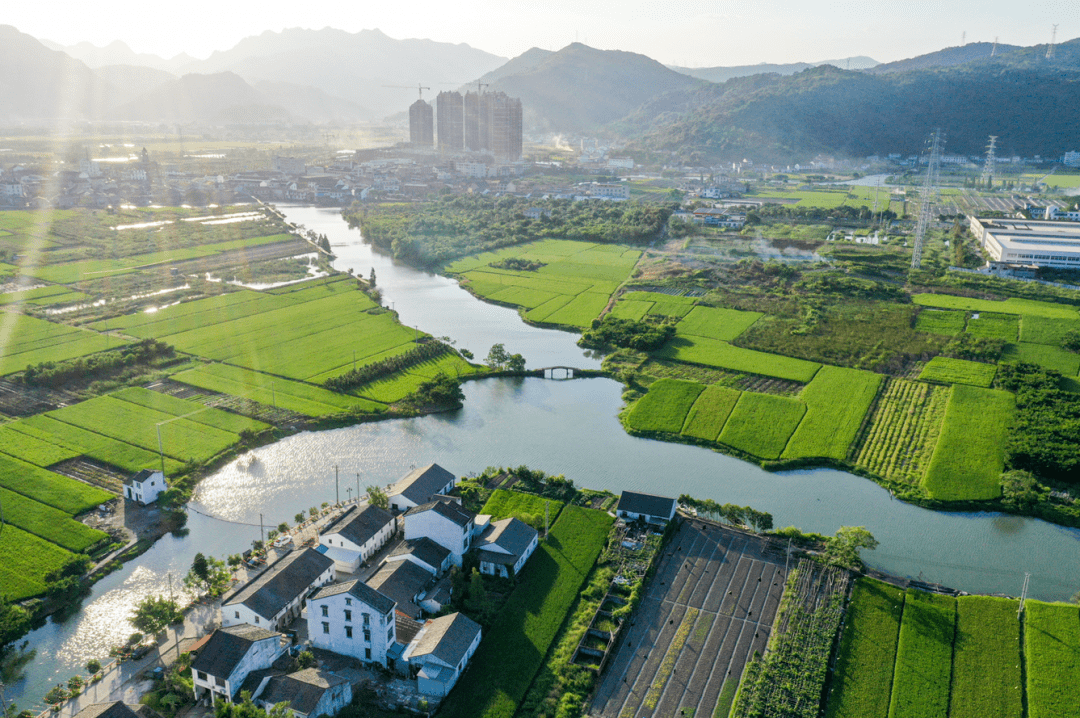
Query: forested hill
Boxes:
[{"xmin": 621, "ymin": 59, "xmax": 1080, "ymax": 164}]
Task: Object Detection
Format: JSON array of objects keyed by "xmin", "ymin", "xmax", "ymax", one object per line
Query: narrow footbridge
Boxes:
[{"xmin": 535, "ymin": 366, "xmax": 600, "ymax": 379}]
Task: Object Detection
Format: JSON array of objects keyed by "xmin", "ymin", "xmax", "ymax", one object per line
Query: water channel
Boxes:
[{"xmin": 10, "ymin": 204, "xmax": 1080, "ymax": 707}]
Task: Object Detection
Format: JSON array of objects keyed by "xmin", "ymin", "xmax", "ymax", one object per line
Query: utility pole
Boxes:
[
  {"xmin": 357, "ymin": 473, "xmax": 362, "ymax": 504},
  {"xmin": 259, "ymin": 513, "xmax": 265, "ymax": 546},
  {"xmin": 156, "ymin": 423, "xmax": 166, "ymax": 475},
  {"xmin": 167, "ymin": 572, "xmax": 174, "ymax": 604},
  {"xmin": 1018, "ymin": 572, "xmax": 1031, "ymax": 619},
  {"xmin": 911, "ymin": 128, "xmax": 944, "ymax": 269},
  {"xmin": 271, "ymin": 381, "xmax": 276, "ymax": 409},
  {"xmin": 334, "ymin": 465, "xmax": 340, "ymax": 505}
]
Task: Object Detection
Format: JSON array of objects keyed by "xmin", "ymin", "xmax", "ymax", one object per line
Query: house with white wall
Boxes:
[
  {"xmin": 306, "ymin": 579, "xmax": 397, "ymax": 667},
  {"xmin": 475, "ymin": 518, "xmax": 539, "ymax": 579},
  {"xmin": 388, "ymin": 464, "xmax": 456, "ymax": 513},
  {"xmin": 123, "ymin": 470, "xmax": 167, "ymax": 504},
  {"xmin": 191, "ymin": 624, "xmax": 286, "ymax": 705},
  {"xmin": 221, "ymin": 548, "xmax": 335, "ymax": 631},
  {"xmin": 366, "ymin": 559, "xmax": 434, "ymax": 620},
  {"xmin": 251, "ymin": 668, "xmax": 352, "ymax": 718},
  {"xmin": 403, "ymin": 500, "xmax": 475, "ymax": 566},
  {"xmin": 401, "ymin": 613, "xmax": 482, "ymax": 698},
  {"xmin": 385, "ymin": 537, "xmax": 452, "ymax": 576},
  {"xmin": 616, "ymin": 491, "xmax": 677, "ymax": 525},
  {"xmin": 318, "ymin": 504, "xmax": 396, "ymax": 572}
]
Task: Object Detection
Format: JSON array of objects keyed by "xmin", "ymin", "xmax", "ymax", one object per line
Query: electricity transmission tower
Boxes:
[
  {"xmin": 981, "ymin": 136, "xmax": 998, "ymax": 187},
  {"xmin": 1047, "ymin": 25, "xmax": 1058, "ymax": 60},
  {"xmin": 910, "ymin": 129, "xmax": 944, "ymax": 270}
]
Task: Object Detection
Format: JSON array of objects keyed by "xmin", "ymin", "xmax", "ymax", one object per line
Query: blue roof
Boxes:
[{"xmin": 316, "ymin": 545, "xmax": 329, "ymax": 554}]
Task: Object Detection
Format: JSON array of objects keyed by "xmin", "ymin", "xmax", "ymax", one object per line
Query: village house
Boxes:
[
  {"xmin": 616, "ymin": 491, "xmax": 678, "ymax": 525},
  {"xmin": 366, "ymin": 559, "xmax": 434, "ymax": 620},
  {"xmin": 317, "ymin": 504, "xmax": 396, "ymax": 572},
  {"xmin": 400, "ymin": 613, "xmax": 483, "ymax": 698},
  {"xmin": 123, "ymin": 469, "xmax": 167, "ymax": 504},
  {"xmin": 191, "ymin": 624, "xmax": 287, "ymax": 705},
  {"xmin": 72, "ymin": 703, "xmax": 163, "ymax": 718},
  {"xmin": 384, "ymin": 537, "xmax": 452, "ymax": 576},
  {"xmin": 474, "ymin": 517, "xmax": 539, "ymax": 579},
  {"xmin": 221, "ymin": 548, "xmax": 335, "ymax": 631},
  {"xmin": 306, "ymin": 579, "xmax": 397, "ymax": 667},
  {"xmin": 387, "ymin": 463, "xmax": 457, "ymax": 512},
  {"xmin": 251, "ymin": 668, "xmax": 352, "ymax": 718},
  {"xmin": 403, "ymin": 499, "xmax": 475, "ymax": 566}
]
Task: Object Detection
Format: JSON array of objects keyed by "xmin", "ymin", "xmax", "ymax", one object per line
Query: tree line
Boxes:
[{"xmin": 323, "ymin": 340, "xmax": 451, "ymax": 392}]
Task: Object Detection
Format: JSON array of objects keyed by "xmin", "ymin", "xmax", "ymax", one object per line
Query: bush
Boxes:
[{"xmin": 578, "ymin": 316, "xmax": 675, "ymax": 351}]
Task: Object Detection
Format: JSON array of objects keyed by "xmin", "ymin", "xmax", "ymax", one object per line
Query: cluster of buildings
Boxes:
[
  {"xmin": 968, "ymin": 215, "xmax": 1080, "ymax": 271},
  {"xmin": 408, "ymin": 90, "xmax": 523, "ymax": 162},
  {"xmin": 187, "ymin": 463, "xmax": 541, "ymax": 711},
  {"xmin": 0, "ymin": 151, "xmax": 157, "ymax": 209}
]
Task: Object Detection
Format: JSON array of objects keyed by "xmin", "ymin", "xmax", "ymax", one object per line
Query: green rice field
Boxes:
[
  {"xmin": 0, "ymin": 525, "xmax": 76, "ymax": 601},
  {"xmin": 626, "ymin": 379, "xmax": 704, "ymax": 433},
  {"xmin": 656, "ymin": 337, "xmax": 821, "ymax": 383},
  {"xmin": 923, "ymin": 385, "xmax": 1015, "ymax": 500},
  {"xmin": 680, "ymin": 384, "xmax": 741, "ymax": 441},
  {"xmin": 917, "ymin": 356, "xmax": 997, "ymax": 387},
  {"xmin": 480, "ymin": 489, "xmax": 565, "ymax": 525},
  {"xmin": 718, "ymin": 392, "xmax": 806, "ymax": 459},
  {"xmin": 1024, "ymin": 601, "xmax": 1080, "ymax": 718},
  {"xmin": 854, "ymin": 379, "xmax": 948, "ymax": 485},
  {"xmin": 915, "ymin": 309, "xmax": 967, "ymax": 335},
  {"xmin": 888, "ymin": 590, "xmax": 957, "ymax": 718},
  {"xmin": 949, "ymin": 597, "xmax": 1022, "ymax": 718},
  {"xmin": 783, "ymin": 366, "xmax": 882, "ymax": 461},
  {"xmin": 966, "ymin": 312, "xmax": 1019, "ymax": 341},
  {"xmin": 912, "ymin": 294, "xmax": 1080, "ymax": 320},
  {"xmin": 0, "ymin": 313, "xmax": 121, "ymax": 376},
  {"xmin": 1019, "ymin": 315, "xmax": 1080, "ymax": 346},
  {"xmin": 1001, "ymin": 342, "xmax": 1080, "ymax": 376},
  {"xmin": 14, "ymin": 414, "xmax": 185, "ymax": 475},
  {"xmin": 675, "ymin": 305, "xmax": 763, "ymax": 341}
]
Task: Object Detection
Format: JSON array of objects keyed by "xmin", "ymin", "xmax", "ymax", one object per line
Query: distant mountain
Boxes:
[
  {"xmin": 177, "ymin": 27, "xmax": 507, "ymax": 119},
  {"xmin": 670, "ymin": 56, "xmax": 878, "ymax": 83},
  {"xmin": 111, "ymin": 72, "xmax": 289, "ymax": 123},
  {"xmin": 870, "ymin": 42, "xmax": 1021, "ymax": 73},
  {"xmin": 0, "ymin": 25, "xmax": 114, "ymax": 121},
  {"xmin": 92, "ymin": 64, "xmax": 176, "ymax": 104},
  {"xmin": 41, "ymin": 38, "xmax": 195, "ymax": 72},
  {"xmin": 251, "ymin": 80, "xmax": 368, "ymax": 123},
  {"xmin": 624, "ymin": 61, "xmax": 1080, "ymax": 164},
  {"xmin": 484, "ymin": 43, "xmax": 703, "ymax": 132},
  {"xmin": 468, "ymin": 47, "xmax": 554, "ymax": 89}
]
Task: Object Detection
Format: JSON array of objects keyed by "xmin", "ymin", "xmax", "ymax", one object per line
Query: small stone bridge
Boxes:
[{"xmin": 534, "ymin": 366, "xmax": 606, "ymax": 380}]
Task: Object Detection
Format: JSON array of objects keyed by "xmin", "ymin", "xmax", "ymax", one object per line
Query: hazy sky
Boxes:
[{"xmin": 12, "ymin": 0, "xmax": 1080, "ymax": 66}]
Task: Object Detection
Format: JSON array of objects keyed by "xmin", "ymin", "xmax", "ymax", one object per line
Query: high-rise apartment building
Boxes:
[
  {"xmin": 489, "ymin": 93, "xmax": 523, "ymax": 162},
  {"xmin": 437, "ymin": 92, "xmax": 464, "ymax": 151},
  {"xmin": 409, "ymin": 99, "xmax": 434, "ymax": 146},
  {"xmin": 463, "ymin": 91, "xmax": 491, "ymax": 153}
]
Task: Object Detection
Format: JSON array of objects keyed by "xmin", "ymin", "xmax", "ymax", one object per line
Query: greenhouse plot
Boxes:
[{"xmin": 591, "ymin": 521, "xmax": 786, "ymax": 718}]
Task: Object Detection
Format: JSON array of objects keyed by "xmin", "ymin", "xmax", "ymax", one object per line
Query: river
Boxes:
[{"xmin": 9, "ymin": 204, "xmax": 1080, "ymax": 708}]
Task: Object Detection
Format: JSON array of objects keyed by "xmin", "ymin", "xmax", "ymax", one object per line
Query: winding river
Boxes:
[{"xmin": 9, "ymin": 205, "xmax": 1080, "ymax": 708}]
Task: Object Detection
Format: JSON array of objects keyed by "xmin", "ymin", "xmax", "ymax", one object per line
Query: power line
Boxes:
[{"xmin": 910, "ymin": 128, "xmax": 944, "ymax": 269}]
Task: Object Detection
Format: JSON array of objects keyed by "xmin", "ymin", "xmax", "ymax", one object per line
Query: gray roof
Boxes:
[
  {"xmin": 223, "ymin": 548, "xmax": 333, "ymax": 620},
  {"xmin": 367, "ymin": 560, "xmax": 432, "ymax": 618},
  {"xmin": 309, "ymin": 578, "xmax": 396, "ymax": 615},
  {"xmin": 191, "ymin": 624, "xmax": 281, "ymax": 679},
  {"xmin": 391, "ymin": 463, "xmax": 455, "ymax": 505},
  {"xmin": 321, "ymin": 504, "xmax": 394, "ymax": 548},
  {"xmin": 476, "ymin": 518, "xmax": 536, "ymax": 562},
  {"xmin": 409, "ymin": 612, "xmax": 481, "ymax": 667},
  {"xmin": 405, "ymin": 499, "xmax": 474, "ymax": 528},
  {"xmin": 258, "ymin": 668, "xmax": 349, "ymax": 716},
  {"xmin": 617, "ymin": 491, "xmax": 676, "ymax": 519},
  {"xmin": 73, "ymin": 704, "xmax": 162, "ymax": 718},
  {"xmin": 390, "ymin": 537, "xmax": 451, "ymax": 571},
  {"xmin": 124, "ymin": 469, "xmax": 156, "ymax": 487}
]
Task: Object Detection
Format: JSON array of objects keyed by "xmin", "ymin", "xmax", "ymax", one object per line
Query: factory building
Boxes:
[
  {"xmin": 968, "ymin": 216, "xmax": 1080, "ymax": 270},
  {"xmin": 437, "ymin": 92, "xmax": 464, "ymax": 151},
  {"xmin": 409, "ymin": 100, "xmax": 434, "ymax": 146}
]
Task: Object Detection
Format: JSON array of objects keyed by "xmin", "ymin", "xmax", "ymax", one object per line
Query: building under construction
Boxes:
[
  {"xmin": 431, "ymin": 90, "xmax": 522, "ymax": 161},
  {"xmin": 409, "ymin": 99, "xmax": 434, "ymax": 146}
]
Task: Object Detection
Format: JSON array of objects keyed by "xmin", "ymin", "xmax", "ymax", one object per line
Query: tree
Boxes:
[
  {"xmin": 309, "ymin": 506, "xmax": 319, "ymax": 519},
  {"xmin": 369, "ymin": 267, "xmax": 377, "ymax": 286},
  {"xmin": 506, "ymin": 353, "xmax": 526, "ymax": 372},
  {"xmin": 485, "ymin": 343, "xmax": 511, "ymax": 370},
  {"xmin": 190, "ymin": 553, "xmax": 209, "ymax": 586},
  {"xmin": 745, "ymin": 508, "xmax": 774, "ymax": 533},
  {"xmin": 296, "ymin": 650, "xmax": 315, "ymax": 669},
  {"xmin": 822, "ymin": 526, "xmax": 878, "ymax": 570},
  {"xmin": 294, "ymin": 512, "xmax": 306, "ymax": 525},
  {"xmin": 367, "ymin": 485, "xmax": 389, "ymax": 510},
  {"xmin": 1063, "ymin": 330, "xmax": 1080, "ymax": 353},
  {"xmin": 465, "ymin": 569, "xmax": 488, "ymax": 614},
  {"xmin": 131, "ymin": 595, "xmax": 182, "ymax": 636},
  {"xmin": 227, "ymin": 554, "xmax": 243, "ymax": 571},
  {"xmin": 1001, "ymin": 469, "xmax": 1040, "ymax": 509},
  {"xmin": 85, "ymin": 658, "xmax": 101, "ymax": 675},
  {"xmin": 184, "ymin": 555, "xmax": 231, "ymax": 597},
  {"xmin": 277, "ymin": 522, "xmax": 289, "ymax": 534}
]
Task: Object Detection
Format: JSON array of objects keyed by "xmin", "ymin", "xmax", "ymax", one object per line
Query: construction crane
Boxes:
[
  {"xmin": 382, "ymin": 83, "xmax": 431, "ymax": 100},
  {"xmin": 474, "ymin": 81, "xmax": 489, "ymax": 94}
]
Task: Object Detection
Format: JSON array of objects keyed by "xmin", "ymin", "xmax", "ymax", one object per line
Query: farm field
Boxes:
[
  {"xmin": 0, "ymin": 313, "xmax": 120, "ymax": 376},
  {"xmin": 718, "ymin": 392, "xmax": 806, "ymax": 459},
  {"xmin": 656, "ymin": 336, "xmax": 821, "ymax": 383},
  {"xmin": 824, "ymin": 578, "xmax": 905, "ymax": 718},
  {"xmin": 912, "ymin": 294, "xmax": 1080, "ymax": 320},
  {"xmin": 0, "ymin": 423, "xmax": 81, "ymax": 467},
  {"xmin": 0, "ymin": 525, "xmax": 77, "ymax": 600},
  {"xmin": 1019, "ymin": 315, "xmax": 1080, "ymax": 346},
  {"xmin": 0, "ymin": 453, "xmax": 113, "ymax": 514},
  {"xmin": 14, "ymin": 414, "xmax": 185, "ymax": 475},
  {"xmin": 1001, "ymin": 342, "xmax": 1080, "ymax": 376},
  {"xmin": 914, "ymin": 309, "xmax": 966, "ymax": 335},
  {"xmin": 949, "ymin": 597, "xmax": 1022, "ymax": 718},
  {"xmin": 854, "ymin": 379, "xmax": 949, "ymax": 485},
  {"xmin": 887, "ymin": 589, "xmax": 957, "ymax": 718},
  {"xmin": 1024, "ymin": 601, "xmax": 1080, "ymax": 718},
  {"xmin": 675, "ymin": 305, "xmax": 763, "ymax": 341},
  {"xmin": 923, "ymin": 385, "xmax": 1015, "ymax": 500},
  {"xmin": 783, "ymin": 366, "xmax": 881, "ymax": 461},
  {"xmin": 590, "ymin": 521, "xmax": 785, "ymax": 718},
  {"xmin": 439, "ymin": 505, "xmax": 612, "ymax": 718},
  {"xmin": 444, "ymin": 240, "xmax": 641, "ymax": 328},
  {"xmin": 918, "ymin": 356, "xmax": 997, "ymax": 387},
  {"xmin": 626, "ymin": 378, "xmax": 704, "ymax": 434},
  {"xmin": 111, "ymin": 386, "xmax": 271, "ymax": 435},
  {"xmin": 479, "ymin": 489, "xmax": 565, "ymax": 526},
  {"xmin": 0, "ymin": 285, "xmax": 89, "ymax": 306},
  {"xmin": 966, "ymin": 312, "xmax": 1019, "ymax": 341},
  {"xmin": 680, "ymin": 384, "xmax": 741, "ymax": 441}
]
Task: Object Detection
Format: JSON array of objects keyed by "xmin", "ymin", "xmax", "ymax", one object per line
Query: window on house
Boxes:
[
  {"xmin": 254, "ymin": 616, "xmax": 259, "ymax": 624},
  {"xmin": 197, "ymin": 671, "xmax": 207, "ymax": 681},
  {"xmin": 364, "ymin": 629, "xmax": 371, "ymax": 642},
  {"xmin": 387, "ymin": 627, "xmax": 394, "ymax": 642},
  {"xmin": 344, "ymin": 609, "xmax": 352, "ymax": 621},
  {"xmin": 363, "ymin": 613, "xmax": 370, "ymax": 626},
  {"xmin": 215, "ymin": 676, "xmax": 226, "ymax": 687},
  {"xmin": 234, "ymin": 611, "xmax": 240, "ymax": 619},
  {"xmin": 322, "ymin": 622, "xmax": 330, "ymax": 634},
  {"xmin": 345, "ymin": 598, "xmax": 352, "ymax": 606},
  {"xmin": 365, "ymin": 648, "xmax": 371, "ymax": 660},
  {"xmin": 321, "ymin": 605, "xmax": 329, "ymax": 617},
  {"xmin": 345, "ymin": 626, "xmax": 353, "ymax": 638}
]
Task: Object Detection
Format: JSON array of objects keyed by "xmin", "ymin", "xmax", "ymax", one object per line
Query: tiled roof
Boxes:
[
  {"xmin": 408, "ymin": 612, "xmax": 481, "ymax": 667},
  {"xmin": 258, "ymin": 668, "xmax": 349, "ymax": 715},
  {"xmin": 190, "ymin": 624, "xmax": 281, "ymax": 679},
  {"xmin": 405, "ymin": 499, "xmax": 474, "ymax": 528},
  {"xmin": 124, "ymin": 469, "xmax": 156, "ymax": 487},
  {"xmin": 391, "ymin": 464, "xmax": 455, "ymax": 505},
  {"xmin": 616, "ymin": 491, "xmax": 676, "ymax": 519},
  {"xmin": 389, "ymin": 537, "xmax": 451, "ymax": 572},
  {"xmin": 309, "ymin": 578, "xmax": 396, "ymax": 615},
  {"xmin": 73, "ymin": 704, "xmax": 163, "ymax": 718},
  {"xmin": 321, "ymin": 504, "xmax": 394, "ymax": 549},
  {"xmin": 222, "ymin": 548, "xmax": 333, "ymax": 620},
  {"xmin": 476, "ymin": 518, "xmax": 536, "ymax": 561},
  {"xmin": 367, "ymin": 560, "xmax": 432, "ymax": 618}
]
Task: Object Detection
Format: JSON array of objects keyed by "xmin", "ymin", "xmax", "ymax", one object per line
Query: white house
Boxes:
[
  {"xmin": 72, "ymin": 703, "xmax": 162, "ymax": 718},
  {"xmin": 306, "ymin": 579, "xmax": 397, "ymax": 667},
  {"xmin": 388, "ymin": 464, "xmax": 457, "ymax": 513},
  {"xmin": 474, "ymin": 518, "xmax": 539, "ymax": 579},
  {"xmin": 221, "ymin": 548, "xmax": 335, "ymax": 631},
  {"xmin": 385, "ymin": 537, "xmax": 452, "ymax": 576},
  {"xmin": 366, "ymin": 559, "xmax": 434, "ymax": 620},
  {"xmin": 616, "ymin": 491, "xmax": 678, "ymax": 525},
  {"xmin": 403, "ymin": 500, "xmax": 475, "ymax": 566},
  {"xmin": 318, "ymin": 504, "xmax": 396, "ymax": 572},
  {"xmin": 123, "ymin": 470, "xmax": 167, "ymax": 504},
  {"xmin": 191, "ymin": 624, "xmax": 286, "ymax": 705},
  {"xmin": 251, "ymin": 668, "xmax": 352, "ymax": 718},
  {"xmin": 401, "ymin": 613, "xmax": 483, "ymax": 698}
]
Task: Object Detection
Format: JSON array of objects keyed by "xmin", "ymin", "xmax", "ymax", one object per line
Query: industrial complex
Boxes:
[{"xmin": 968, "ymin": 215, "xmax": 1080, "ymax": 270}]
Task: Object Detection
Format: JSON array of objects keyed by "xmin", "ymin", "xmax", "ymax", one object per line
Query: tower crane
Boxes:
[{"xmin": 382, "ymin": 83, "xmax": 431, "ymax": 100}]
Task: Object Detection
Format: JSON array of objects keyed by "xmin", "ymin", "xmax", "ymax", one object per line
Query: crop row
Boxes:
[
  {"xmin": 912, "ymin": 294, "xmax": 1080, "ymax": 320},
  {"xmin": 0, "ymin": 486, "xmax": 107, "ymax": 552},
  {"xmin": 782, "ymin": 366, "xmax": 881, "ymax": 461},
  {"xmin": 0, "ymin": 452, "xmax": 112, "ymax": 514},
  {"xmin": 914, "ymin": 309, "xmax": 967, "ymax": 335},
  {"xmin": 1002, "ymin": 342, "xmax": 1080, "ymax": 376},
  {"xmin": 438, "ymin": 506, "xmax": 612, "ymax": 718},
  {"xmin": 0, "ymin": 525, "xmax": 76, "ymax": 600},
  {"xmin": 626, "ymin": 378, "xmax": 705, "ymax": 433},
  {"xmin": 1025, "ymin": 601, "xmax": 1080, "ymax": 718},
  {"xmin": 15, "ymin": 415, "xmax": 185, "ymax": 475},
  {"xmin": 923, "ymin": 385, "xmax": 1015, "ymax": 500},
  {"xmin": 0, "ymin": 424, "xmax": 80, "ymax": 467},
  {"xmin": 854, "ymin": 378, "xmax": 949, "ymax": 484}
]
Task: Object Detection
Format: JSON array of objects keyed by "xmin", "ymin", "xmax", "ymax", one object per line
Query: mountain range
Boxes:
[{"xmin": 5, "ymin": 25, "xmax": 1080, "ymax": 163}]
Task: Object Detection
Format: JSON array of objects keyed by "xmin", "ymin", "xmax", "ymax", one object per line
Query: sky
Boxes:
[{"xmin": 9, "ymin": 0, "xmax": 1080, "ymax": 66}]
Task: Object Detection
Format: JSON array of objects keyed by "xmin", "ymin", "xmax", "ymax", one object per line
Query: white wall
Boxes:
[
  {"xmin": 404, "ymin": 512, "xmax": 471, "ymax": 567},
  {"xmin": 192, "ymin": 635, "xmax": 285, "ymax": 704},
  {"xmin": 221, "ymin": 564, "xmax": 336, "ymax": 631},
  {"xmin": 319, "ymin": 518, "xmax": 395, "ymax": 566},
  {"xmin": 412, "ymin": 627, "xmax": 482, "ymax": 697},
  {"xmin": 307, "ymin": 592, "xmax": 395, "ymax": 667}
]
